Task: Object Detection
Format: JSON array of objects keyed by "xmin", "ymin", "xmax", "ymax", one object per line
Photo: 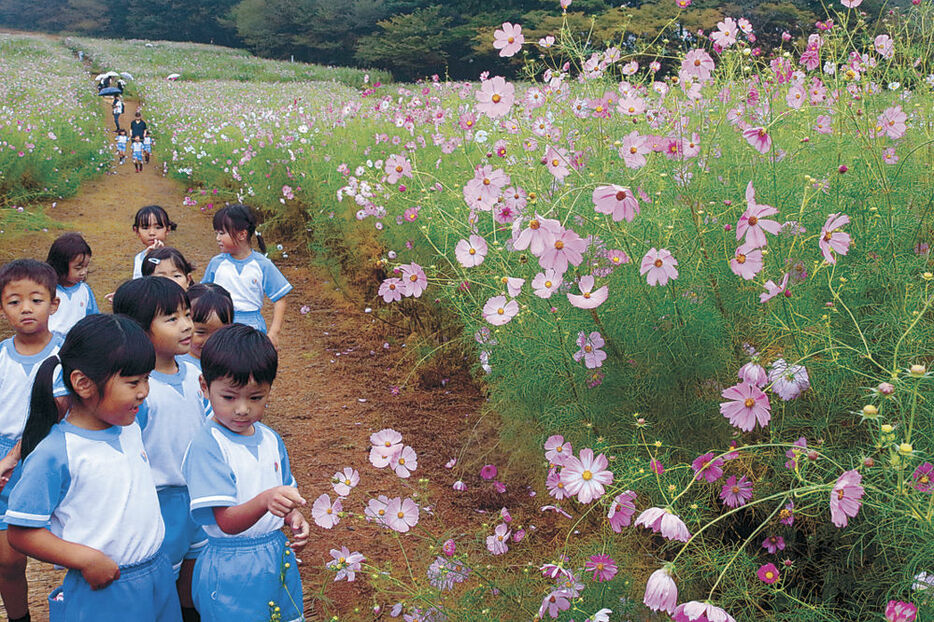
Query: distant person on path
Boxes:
[
  {"xmin": 112, "ymin": 95, "xmax": 124, "ymax": 132},
  {"xmin": 131, "ymin": 136, "xmax": 144, "ymax": 173},
  {"xmin": 115, "ymin": 129, "xmax": 128, "ymax": 165},
  {"xmin": 130, "ymin": 111, "xmax": 147, "ymax": 142}
]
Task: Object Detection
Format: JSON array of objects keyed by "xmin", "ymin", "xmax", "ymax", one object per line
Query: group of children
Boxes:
[
  {"xmin": 115, "ymin": 113, "xmax": 153, "ymax": 173},
  {"xmin": 0, "ymin": 203, "xmax": 303, "ymax": 622}
]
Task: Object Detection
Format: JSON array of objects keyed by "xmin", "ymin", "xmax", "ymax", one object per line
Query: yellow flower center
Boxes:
[
  {"xmin": 654, "ymin": 259, "xmax": 663, "ymax": 268},
  {"xmin": 544, "ymin": 281, "xmax": 552, "ymax": 288},
  {"xmin": 551, "ymin": 159, "xmax": 560, "ymax": 167},
  {"xmin": 555, "ymin": 240, "xmax": 565, "ymax": 250},
  {"xmin": 737, "ymin": 254, "xmax": 746, "ymax": 264},
  {"xmin": 469, "ymin": 248, "xmax": 476, "ymax": 255},
  {"xmin": 398, "ymin": 457, "xmax": 406, "ymax": 465},
  {"xmin": 397, "ymin": 511, "xmax": 405, "ymax": 519},
  {"xmin": 582, "ymin": 470, "xmax": 593, "ymax": 480},
  {"xmin": 497, "ymin": 307, "xmax": 505, "ymax": 315},
  {"xmin": 744, "ymin": 398, "xmax": 755, "ymax": 408},
  {"xmin": 491, "ymin": 94, "xmax": 501, "ymax": 103},
  {"xmin": 748, "ymin": 216, "xmax": 759, "ymax": 226},
  {"xmin": 395, "ymin": 165, "xmax": 403, "ymax": 173},
  {"xmin": 584, "ymin": 345, "xmax": 592, "ymax": 352}
]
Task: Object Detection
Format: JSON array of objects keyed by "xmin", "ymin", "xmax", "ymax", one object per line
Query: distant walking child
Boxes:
[
  {"xmin": 182, "ymin": 324, "xmax": 308, "ymax": 622},
  {"xmin": 115, "ymin": 130, "xmax": 128, "ymax": 165},
  {"xmin": 141, "ymin": 247, "xmax": 194, "ymax": 291},
  {"xmin": 132, "ymin": 205, "xmax": 176, "ymax": 279},
  {"xmin": 181, "ymin": 283, "xmax": 233, "ymax": 370},
  {"xmin": 201, "ymin": 204, "xmax": 291, "ymax": 347},
  {"xmin": 47, "ymin": 233, "xmax": 99, "ymax": 335},
  {"xmin": 131, "ymin": 136, "xmax": 144, "ymax": 173},
  {"xmin": 0, "ymin": 260, "xmax": 66, "ymax": 622},
  {"xmin": 112, "ymin": 95, "xmax": 124, "ymax": 131},
  {"xmin": 113, "ymin": 278, "xmax": 206, "ymax": 622},
  {"xmin": 143, "ymin": 130, "xmax": 153, "ymax": 164},
  {"xmin": 6, "ymin": 314, "xmax": 181, "ymax": 622}
]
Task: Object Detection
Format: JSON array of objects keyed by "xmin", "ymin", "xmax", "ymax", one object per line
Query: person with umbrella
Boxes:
[{"xmin": 112, "ymin": 95, "xmax": 124, "ymax": 132}]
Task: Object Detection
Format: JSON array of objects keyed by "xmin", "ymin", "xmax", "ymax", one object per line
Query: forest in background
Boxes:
[{"xmin": 0, "ymin": 0, "xmax": 911, "ymax": 80}]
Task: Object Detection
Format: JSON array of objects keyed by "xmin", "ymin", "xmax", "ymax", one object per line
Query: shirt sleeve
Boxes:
[
  {"xmin": 200, "ymin": 256, "xmax": 220, "ymax": 285},
  {"xmin": 5, "ymin": 429, "xmax": 70, "ymax": 528},
  {"xmin": 85, "ymin": 284, "xmax": 99, "ymax": 316},
  {"xmin": 183, "ymin": 428, "xmax": 238, "ymax": 526},
  {"xmin": 259, "ymin": 256, "xmax": 293, "ymax": 302},
  {"xmin": 135, "ymin": 399, "xmax": 150, "ymax": 431},
  {"xmin": 274, "ymin": 429, "xmax": 296, "ymax": 488},
  {"xmin": 52, "ymin": 363, "xmax": 68, "ymax": 398}
]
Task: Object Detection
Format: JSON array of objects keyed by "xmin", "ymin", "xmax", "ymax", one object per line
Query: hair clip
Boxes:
[
  {"xmin": 147, "ymin": 257, "xmax": 161, "ymax": 265},
  {"xmin": 255, "ymin": 231, "xmax": 262, "ymax": 236}
]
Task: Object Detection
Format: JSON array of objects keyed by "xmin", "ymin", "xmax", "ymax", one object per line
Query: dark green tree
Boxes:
[{"xmin": 354, "ymin": 6, "xmax": 453, "ymax": 80}]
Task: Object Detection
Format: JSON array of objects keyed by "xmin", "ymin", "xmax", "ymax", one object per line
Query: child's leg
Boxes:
[
  {"xmin": 0, "ymin": 530, "xmax": 29, "ymax": 620},
  {"xmin": 177, "ymin": 558, "xmax": 198, "ymax": 620}
]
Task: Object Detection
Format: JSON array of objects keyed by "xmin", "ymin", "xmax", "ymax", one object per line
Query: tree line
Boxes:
[{"xmin": 0, "ymin": 0, "xmax": 903, "ymax": 81}]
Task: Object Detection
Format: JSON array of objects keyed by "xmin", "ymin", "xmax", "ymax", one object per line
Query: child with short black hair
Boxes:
[
  {"xmin": 113, "ymin": 277, "xmax": 205, "ymax": 621},
  {"xmin": 131, "ymin": 136, "xmax": 144, "ymax": 173},
  {"xmin": 143, "ymin": 129, "xmax": 153, "ymax": 164},
  {"xmin": 132, "ymin": 205, "xmax": 177, "ymax": 279},
  {"xmin": 182, "ymin": 324, "xmax": 308, "ymax": 622},
  {"xmin": 6, "ymin": 314, "xmax": 181, "ymax": 622},
  {"xmin": 181, "ymin": 283, "xmax": 233, "ymax": 370},
  {"xmin": 46, "ymin": 233, "xmax": 99, "ymax": 334},
  {"xmin": 0, "ymin": 259, "xmax": 65, "ymax": 622},
  {"xmin": 142, "ymin": 247, "xmax": 194, "ymax": 291},
  {"xmin": 115, "ymin": 129, "xmax": 128, "ymax": 165}
]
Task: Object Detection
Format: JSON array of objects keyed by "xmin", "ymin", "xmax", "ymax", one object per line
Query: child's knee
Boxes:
[{"xmin": 0, "ymin": 553, "xmax": 27, "ymax": 580}]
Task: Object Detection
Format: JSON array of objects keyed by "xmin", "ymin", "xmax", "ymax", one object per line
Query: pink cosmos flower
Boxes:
[
  {"xmin": 672, "ymin": 601, "xmax": 736, "ymax": 622},
  {"xmin": 474, "ymin": 165, "xmax": 510, "ymax": 201},
  {"xmin": 532, "ymin": 269, "xmax": 563, "ymax": 299},
  {"xmin": 785, "ymin": 437, "xmax": 807, "ymax": 470},
  {"xmin": 762, "ymin": 535, "xmax": 786, "ymax": 554},
  {"xmin": 539, "ymin": 227, "xmax": 588, "ymax": 274},
  {"xmin": 692, "ymin": 452, "xmax": 725, "ymax": 483},
  {"xmin": 546, "ymin": 467, "xmax": 569, "ymax": 500},
  {"xmin": 544, "ymin": 435, "xmax": 572, "ymax": 466},
  {"xmin": 378, "ymin": 278, "xmax": 404, "ymax": 303},
  {"xmin": 711, "ymin": 17, "xmax": 738, "ymax": 48},
  {"xmin": 568, "ymin": 276, "xmax": 609, "ymax": 310},
  {"xmin": 385, "ymin": 496, "xmax": 419, "ymax": 533},
  {"xmin": 452, "ymin": 480, "xmax": 467, "ymax": 491},
  {"xmin": 369, "ymin": 428, "xmax": 403, "ymax": 467},
  {"xmin": 768, "ymin": 358, "xmax": 810, "ymax": 401},
  {"xmin": 505, "ymin": 277, "xmax": 524, "ymax": 297},
  {"xmin": 635, "ymin": 507, "xmax": 691, "ymax": 542},
  {"xmin": 912, "ymin": 462, "xmax": 934, "ymax": 493},
  {"xmin": 620, "ymin": 131, "xmax": 650, "ymax": 169},
  {"xmin": 312, "ymin": 494, "xmax": 342, "ymax": 529},
  {"xmin": 743, "ymin": 126, "xmax": 772, "ymax": 154},
  {"xmin": 780, "ymin": 500, "xmax": 795, "ymax": 525},
  {"xmin": 643, "ymin": 566, "xmax": 678, "ymax": 614},
  {"xmin": 327, "ymin": 546, "xmax": 365, "ymax": 582},
  {"xmin": 585, "ymin": 554, "xmax": 617, "ymax": 582},
  {"xmin": 442, "ymin": 539, "xmax": 456, "ymax": 556},
  {"xmin": 757, "ymin": 563, "xmax": 780, "ymax": 584},
  {"xmin": 493, "ymin": 22, "xmax": 524, "ymax": 57},
  {"xmin": 720, "ymin": 382, "xmax": 771, "ymax": 431},
  {"xmin": 720, "ymin": 475, "xmax": 753, "ymax": 507},
  {"xmin": 476, "ymin": 76, "xmax": 515, "ymax": 119},
  {"xmin": 455, "ymin": 234, "xmax": 489, "ymax": 267},
  {"xmin": 512, "ymin": 213, "xmax": 560, "ymax": 256},
  {"xmin": 480, "ymin": 464, "xmax": 498, "ymax": 480},
  {"xmin": 878, "ymin": 105, "xmax": 907, "ymax": 140},
  {"xmin": 332, "ymin": 467, "xmax": 360, "ymax": 496},
  {"xmin": 640, "ymin": 248, "xmax": 679, "ymax": 286},
  {"xmin": 815, "ymin": 114, "xmax": 833, "ymax": 134},
  {"xmin": 885, "ymin": 601, "xmax": 918, "ymax": 622},
  {"xmin": 681, "ymin": 49, "xmax": 715, "ymax": 83},
  {"xmin": 545, "ymin": 145, "xmax": 571, "ymax": 181},
  {"xmin": 483, "ymin": 295, "xmax": 519, "ymax": 326},
  {"xmin": 560, "ymin": 448, "xmax": 613, "ymax": 503},
  {"xmin": 874, "ymin": 34, "xmax": 895, "ymax": 60},
  {"xmin": 737, "ymin": 182, "xmax": 781, "ymax": 248},
  {"xmin": 486, "ymin": 523, "xmax": 511, "ymax": 555},
  {"xmin": 391, "ymin": 445, "xmax": 418, "ymax": 478},
  {"xmin": 573, "ymin": 331, "xmax": 607, "ymax": 368},
  {"xmin": 592, "ymin": 185, "xmax": 640, "ymax": 222},
  {"xmin": 605, "ymin": 249, "xmax": 630, "ymax": 268},
  {"xmin": 739, "ymin": 360, "xmax": 768, "ymax": 387},
  {"xmin": 840, "ymin": 0, "xmax": 862, "ymax": 8},
  {"xmin": 730, "ymin": 244, "xmax": 763, "ymax": 280},
  {"xmin": 607, "ymin": 490, "xmax": 636, "ymax": 532},
  {"xmin": 759, "ymin": 273, "xmax": 790, "ymax": 303},
  {"xmin": 830, "ymin": 469, "xmax": 864, "ymax": 527},
  {"xmin": 539, "ymin": 588, "xmax": 572, "ymax": 619},
  {"xmin": 364, "ymin": 495, "xmax": 390, "ymax": 525},
  {"xmin": 818, "ymin": 213, "xmax": 851, "ymax": 264},
  {"xmin": 399, "ymin": 262, "xmax": 427, "ymax": 297},
  {"xmin": 384, "ymin": 154, "xmax": 412, "ymax": 184}
]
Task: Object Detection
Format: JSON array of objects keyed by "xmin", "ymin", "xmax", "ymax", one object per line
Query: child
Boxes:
[
  {"xmin": 6, "ymin": 314, "xmax": 181, "ymax": 622},
  {"xmin": 201, "ymin": 204, "xmax": 291, "ymax": 347},
  {"xmin": 141, "ymin": 247, "xmax": 194, "ymax": 291},
  {"xmin": 0, "ymin": 259, "xmax": 65, "ymax": 622},
  {"xmin": 132, "ymin": 205, "xmax": 176, "ymax": 279},
  {"xmin": 182, "ymin": 324, "xmax": 308, "ymax": 622},
  {"xmin": 112, "ymin": 277, "xmax": 205, "ymax": 622},
  {"xmin": 115, "ymin": 130, "xmax": 128, "ymax": 165},
  {"xmin": 182, "ymin": 283, "xmax": 233, "ymax": 370},
  {"xmin": 131, "ymin": 136, "xmax": 144, "ymax": 173},
  {"xmin": 143, "ymin": 130, "xmax": 153, "ymax": 164},
  {"xmin": 47, "ymin": 233, "xmax": 99, "ymax": 335}
]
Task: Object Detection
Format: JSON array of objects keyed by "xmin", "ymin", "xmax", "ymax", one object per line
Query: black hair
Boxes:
[
  {"xmin": 188, "ymin": 283, "xmax": 234, "ymax": 325},
  {"xmin": 132, "ymin": 205, "xmax": 177, "ymax": 232},
  {"xmin": 0, "ymin": 259, "xmax": 58, "ymax": 300},
  {"xmin": 212, "ymin": 204, "xmax": 266, "ymax": 253},
  {"xmin": 201, "ymin": 323, "xmax": 277, "ymax": 388},
  {"xmin": 112, "ymin": 276, "xmax": 189, "ymax": 331},
  {"xmin": 46, "ymin": 233, "xmax": 92, "ymax": 282},
  {"xmin": 23, "ymin": 314, "xmax": 155, "ymax": 458},
  {"xmin": 141, "ymin": 247, "xmax": 194, "ymax": 281}
]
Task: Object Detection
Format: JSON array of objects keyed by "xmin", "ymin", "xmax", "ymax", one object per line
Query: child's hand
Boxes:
[
  {"xmin": 264, "ymin": 486, "xmax": 306, "ymax": 518},
  {"xmin": 0, "ymin": 455, "xmax": 17, "ymax": 490},
  {"xmin": 80, "ymin": 550, "xmax": 120, "ymax": 590},
  {"xmin": 267, "ymin": 330, "xmax": 279, "ymax": 349},
  {"xmin": 285, "ymin": 509, "xmax": 310, "ymax": 550},
  {"xmin": 146, "ymin": 240, "xmax": 165, "ymax": 252},
  {"xmin": 104, "ymin": 291, "xmax": 115, "ymax": 304}
]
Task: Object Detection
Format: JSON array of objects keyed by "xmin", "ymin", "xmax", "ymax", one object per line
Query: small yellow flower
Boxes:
[
  {"xmin": 910, "ymin": 364, "xmax": 927, "ymax": 377},
  {"xmin": 923, "ymin": 272, "xmax": 933, "ymax": 281},
  {"xmin": 881, "ymin": 424, "xmax": 894, "ymax": 434},
  {"xmin": 899, "ymin": 442, "xmax": 914, "ymax": 456},
  {"xmin": 862, "ymin": 404, "xmax": 878, "ymax": 417}
]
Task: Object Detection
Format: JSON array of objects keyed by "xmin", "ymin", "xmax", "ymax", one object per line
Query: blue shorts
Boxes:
[
  {"xmin": 0, "ymin": 435, "xmax": 23, "ymax": 531},
  {"xmin": 233, "ymin": 310, "xmax": 266, "ymax": 333},
  {"xmin": 157, "ymin": 486, "xmax": 206, "ymax": 575},
  {"xmin": 132, "ymin": 153, "xmax": 143, "ymax": 162},
  {"xmin": 193, "ymin": 530, "xmax": 303, "ymax": 622},
  {"xmin": 53, "ymin": 551, "xmax": 181, "ymax": 622},
  {"xmin": 144, "ymin": 144, "xmax": 152, "ymax": 153},
  {"xmin": 117, "ymin": 146, "xmax": 126, "ymax": 153}
]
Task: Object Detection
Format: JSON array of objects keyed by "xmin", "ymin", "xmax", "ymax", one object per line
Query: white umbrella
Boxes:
[
  {"xmin": 120, "ymin": 72, "xmax": 134, "ymax": 81},
  {"xmin": 94, "ymin": 73, "xmax": 108, "ymax": 82},
  {"xmin": 166, "ymin": 73, "xmax": 181, "ymax": 81}
]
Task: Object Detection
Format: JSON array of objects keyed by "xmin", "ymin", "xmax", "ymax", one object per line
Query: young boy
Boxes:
[
  {"xmin": 113, "ymin": 277, "xmax": 206, "ymax": 622},
  {"xmin": 182, "ymin": 324, "xmax": 309, "ymax": 622},
  {"xmin": 131, "ymin": 136, "xmax": 144, "ymax": 173},
  {"xmin": 0, "ymin": 259, "xmax": 65, "ymax": 622},
  {"xmin": 179, "ymin": 283, "xmax": 233, "ymax": 371},
  {"xmin": 115, "ymin": 129, "xmax": 128, "ymax": 165},
  {"xmin": 143, "ymin": 130, "xmax": 154, "ymax": 164}
]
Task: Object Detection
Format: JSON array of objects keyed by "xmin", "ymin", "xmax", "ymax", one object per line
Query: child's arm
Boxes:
[
  {"xmin": 261, "ymin": 258, "xmax": 293, "ymax": 348},
  {"xmin": 8, "ymin": 526, "xmax": 119, "ymax": 589},
  {"xmin": 284, "ymin": 507, "xmax": 310, "ymax": 550},
  {"xmin": 0, "ymin": 441, "xmax": 19, "ymax": 487},
  {"xmin": 267, "ymin": 297, "xmax": 287, "ymax": 348},
  {"xmin": 212, "ymin": 485, "xmax": 305, "ymax": 535}
]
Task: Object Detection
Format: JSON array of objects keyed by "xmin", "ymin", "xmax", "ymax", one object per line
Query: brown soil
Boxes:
[{"xmin": 0, "ymin": 96, "xmax": 523, "ymax": 621}]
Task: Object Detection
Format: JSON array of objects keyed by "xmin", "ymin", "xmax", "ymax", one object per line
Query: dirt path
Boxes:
[{"xmin": 0, "ymin": 95, "xmax": 496, "ymax": 620}]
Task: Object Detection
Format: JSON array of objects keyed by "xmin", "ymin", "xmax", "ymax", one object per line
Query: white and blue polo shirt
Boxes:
[
  {"xmin": 49, "ymin": 282, "xmax": 99, "ymax": 335},
  {"xmin": 132, "ymin": 249, "xmax": 147, "ymax": 279},
  {"xmin": 200, "ymin": 251, "xmax": 292, "ymax": 315},
  {"xmin": 0, "ymin": 333, "xmax": 67, "ymax": 442}
]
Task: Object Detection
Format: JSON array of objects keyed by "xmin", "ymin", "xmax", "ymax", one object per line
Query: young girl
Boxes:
[
  {"xmin": 141, "ymin": 247, "xmax": 194, "ymax": 291},
  {"xmin": 182, "ymin": 283, "xmax": 233, "ymax": 369},
  {"xmin": 132, "ymin": 205, "xmax": 177, "ymax": 279},
  {"xmin": 47, "ymin": 233, "xmax": 99, "ymax": 335},
  {"xmin": 5, "ymin": 314, "xmax": 181, "ymax": 622},
  {"xmin": 201, "ymin": 204, "xmax": 291, "ymax": 347},
  {"xmin": 112, "ymin": 278, "xmax": 205, "ymax": 622}
]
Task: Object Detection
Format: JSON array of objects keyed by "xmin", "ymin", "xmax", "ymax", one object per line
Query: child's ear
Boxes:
[
  {"xmin": 199, "ymin": 374, "xmax": 209, "ymax": 395},
  {"xmin": 49, "ymin": 296, "xmax": 60, "ymax": 316},
  {"xmin": 69, "ymin": 370, "xmax": 97, "ymax": 401},
  {"xmin": 236, "ymin": 230, "xmax": 248, "ymax": 242}
]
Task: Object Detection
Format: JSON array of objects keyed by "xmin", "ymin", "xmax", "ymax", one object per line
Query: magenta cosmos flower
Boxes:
[
  {"xmin": 743, "ymin": 126, "xmax": 772, "ymax": 154},
  {"xmin": 729, "ymin": 244, "xmax": 763, "ymax": 280},
  {"xmin": 720, "ymin": 382, "xmax": 771, "ymax": 431},
  {"xmin": 573, "ymin": 331, "xmax": 607, "ymax": 369},
  {"xmin": 643, "ymin": 566, "xmax": 678, "ymax": 614},
  {"xmin": 635, "ymin": 507, "xmax": 691, "ymax": 542},
  {"xmin": 475, "ymin": 76, "xmax": 515, "ymax": 118},
  {"xmin": 560, "ymin": 448, "xmax": 613, "ymax": 503},
  {"xmin": 483, "ymin": 295, "xmax": 518, "ymax": 326},
  {"xmin": 539, "ymin": 227, "xmax": 588, "ymax": 274},
  {"xmin": 818, "ymin": 213, "xmax": 851, "ymax": 264},
  {"xmin": 692, "ymin": 452, "xmax": 725, "ymax": 483},
  {"xmin": 720, "ymin": 475, "xmax": 753, "ymax": 508},
  {"xmin": 757, "ymin": 563, "xmax": 780, "ymax": 584},
  {"xmin": 885, "ymin": 600, "xmax": 918, "ymax": 622},
  {"xmin": 640, "ymin": 248, "xmax": 679, "ymax": 286},
  {"xmin": 480, "ymin": 464, "xmax": 498, "ymax": 480},
  {"xmin": 762, "ymin": 535, "xmax": 785, "ymax": 554},
  {"xmin": 592, "ymin": 185, "xmax": 640, "ymax": 222},
  {"xmin": 493, "ymin": 22, "xmax": 524, "ymax": 57},
  {"xmin": 912, "ymin": 462, "xmax": 934, "ymax": 493},
  {"xmin": 830, "ymin": 469, "xmax": 865, "ymax": 527},
  {"xmin": 672, "ymin": 601, "xmax": 736, "ymax": 622},
  {"xmin": 455, "ymin": 234, "xmax": 488, "ymax": 268},
  {"xmin": 607, "ymin": 490, "xmax": 637, "ymax": 532},
  {"xmin": 538, "ymin": 588, "xmax": 572, "ymax": 619},
  {"xmin": 568, "ymin": 275, "xmax": 608, "ymax": 310},
  {"xmin": 585, "ymin": 554, "xmax": 617, "ymax": 582},
  {"xmin": 737, "ymin": 182, "xmax": 781, "ymax": 249}
]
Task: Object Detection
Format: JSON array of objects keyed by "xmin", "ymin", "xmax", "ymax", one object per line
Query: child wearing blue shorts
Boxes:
[
  {"xmin": 182, "ymin": 324, "xmax": 309, "ymax": 622},
  {"xmin": 131, "ymin": 136, "xmax": 144, "ymax": 173}
]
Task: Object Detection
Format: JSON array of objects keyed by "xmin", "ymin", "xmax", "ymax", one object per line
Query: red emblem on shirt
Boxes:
[{"xmin": 274, "ymin": 461, "xmax": 279, "ymax": 472}]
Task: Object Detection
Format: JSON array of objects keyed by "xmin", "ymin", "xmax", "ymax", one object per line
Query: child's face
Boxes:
[
  {"xmin": 1, "ymin": 279, "xmax": 59, "ymax": 337},
  {"xmin": 215, "ymin": 229, "xmax": 245, "ymax": 254},
  {"xmin": 148, "ymin": 303, "xmax": 193, "ymax": 358},
  {"xmin": 191, "ymin": 311, "xmax": 226, "ymax": 359},
  {"xmin": 94, "ymin": 373, "xmax": 150, "ymax": 427},
  {"xmin": 64, "ymin": 254, "xmax": 90, "ymax": 287},
  {"xmin": 202, "ymin": 375, "xmax": 271, "ymax": 436},
  {"xmin": 151, "ymin": 261, "xmax": 190, "ymax": 291},
  {"xmin": 135, "ymin": 215, "xmax": 169, "ymax": 247}
]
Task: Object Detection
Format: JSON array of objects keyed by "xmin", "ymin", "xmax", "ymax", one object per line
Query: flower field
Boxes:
[{"xmin": 0, "ymin": 34, "xmax": 110, "ymax": 223}]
